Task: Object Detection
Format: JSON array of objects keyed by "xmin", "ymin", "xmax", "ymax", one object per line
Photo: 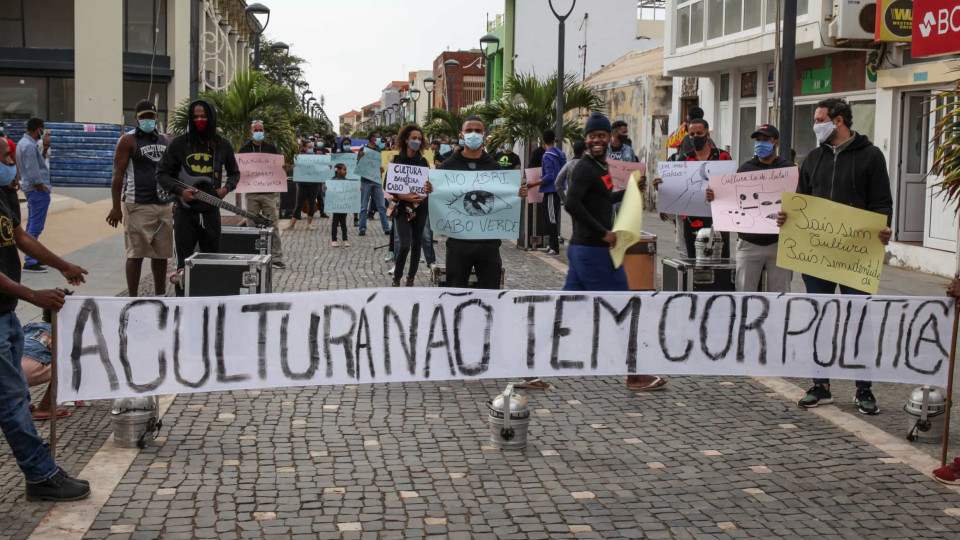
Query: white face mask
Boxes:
[{"xmin": 813, "ymin": 122, "xmax": 837, "ymax": 145}]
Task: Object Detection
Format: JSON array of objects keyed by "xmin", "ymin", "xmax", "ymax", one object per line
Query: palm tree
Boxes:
[
  {"xmin": 485, "ymin": 71, "xmax": 604, "ymax": 156},
  {"xmin": 933, "ymin": 83, "xmax": 960, "ymax": 211},
  {"xmin": 423, "ymin": 107, "xmax": 484, "ymax": 139},
  {"xmin": 170, "ymin": 69, "xmax": 299, "ymax": 160}
]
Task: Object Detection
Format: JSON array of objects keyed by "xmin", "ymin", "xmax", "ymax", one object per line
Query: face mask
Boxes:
[
  {"xmin": 377, "ymin": 141, "xmax": 385, "ymax": 149},
  {"xmin": 463, "ymin": 133, "xmax": 484, "ymax": 150},
  {"xmin": 0, "ymin": 163, "xmax": 15, "ymax": 187},
  {"xmin": 194, "ymin": 118, "xmax": 208, "ymax": 133},
  {"xmin": 504, "ymin": 143, "xmax": 512, "ymax": 152},
  {"xmin": 305, "ymin": 148, "xmax": 314, "ymax": 154},
  {"xmin": 692, "ymin": 135, "xmax": 707, "ymax": 151},
  {"xmin": 813, "ymin": 122, "xmax": 836, "ymax": 144},
  {"xmin": 253, "ymin": 132, "xmax": 265, "ymax": 142},
  {"xmin": 458, "ymin": 138, "xmax": 465, "ymax": 147},
  {"xmin": 754, "ymin": 140, "xmax": 775, "ymax": 159},
  {"xmin": 408, "ymin": 139, "xmax": 422, "ymax": 151},
  {"xmin": 138, "ymin": 119, "xmax": 156, "ymax": 133}
]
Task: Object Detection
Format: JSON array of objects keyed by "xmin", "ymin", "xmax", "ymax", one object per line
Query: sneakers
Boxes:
[
  {"xmin": 387, "ymin": 265, "xmax": 396, "ymax": 276},
  {"xmin": 25, "ymin": 468, "xmax": 91, "ymax": 502},
  {"xmin": 384, "ymin": 229, "xmax": 392, "ymax": 236},
  {"xmin": 359, "ymin": 230, "xmax": 366, "ymax": 236},
  {"xmin": 331, "ymin": 241, "xmax": 340, "ymax": 248},
  {"xmin": 798, "ymin": 384, "xmax": 833, "ymax": 408},
  {"xmin": 343, "ymin": 241, "xmax": 351, "ymax": 247},
  {"xmin": 545, "ymin": 248, "xmax": 559, "ymax": 256},
  {"xmin": 306, "ymin": 224, "xmax": 316, "ymax": 230},
  {"xmin": 385, "ymin": 252, "xmax": 395, "ymax": 262},
  {"xmin": 22, "ymin": 263, "xmax": 47, "ymax": 273},
  {"xmin": 855, "ymin": 387, "xmax": 880, "ymax": 415},
  {"xmin": 271, "ymin": 261, "xmax": 285, "ymax": 270}
]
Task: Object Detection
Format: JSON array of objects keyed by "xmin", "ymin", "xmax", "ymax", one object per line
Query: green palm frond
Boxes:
[
  {"xmin": 932, "ymin": 85, "xmax": 960, "ymax": 212},
  {"xmin": 495, "ymin": 71, "xmax": 603, "ymax": 147}
]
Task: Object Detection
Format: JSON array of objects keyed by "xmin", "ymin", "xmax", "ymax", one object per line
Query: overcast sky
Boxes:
[{"xmin": 264, "ymin": 0, "xmax": 504, "ymax": 131}]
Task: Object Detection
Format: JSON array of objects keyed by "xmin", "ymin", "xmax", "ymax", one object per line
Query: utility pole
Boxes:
[
  {"xmin": 549, "ymin": 0, "xmax": 576, "ymax": 144},
  {"xmin": 580, "ymin": 13, "xmax": 588, "ymax": 81},
  {"xmin": 778, "ymin": 0, "xmax": 797, "ymax": 159}
]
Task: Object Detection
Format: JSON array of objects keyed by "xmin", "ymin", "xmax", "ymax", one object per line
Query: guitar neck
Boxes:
[{"xmin": 178, "ymin": 182, "xmax": 258, "ymax": 221}]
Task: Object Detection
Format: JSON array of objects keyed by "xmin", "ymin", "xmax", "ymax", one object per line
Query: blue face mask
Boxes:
[
  {"xmin": 463, "ymin": 133, "xmax": 484, "ymax": 150},
  {"xmin": 458, "ymin": 138, "xmax": 465, "ymax": 147},
  {"xmin": 138, "ymin": 119, "xmax": 156, "ymax": 133},
  {"xmin": 0, "ymin": 163, "xmax": 16, "ymax": 187},
  {"xmin": 754, "ymin": 140, "xmax": 775, "ymax": 159},
  {"xmin": 503, "ymin": 143, "xmax": 512, "ymax": 152},
  {"xmin": 253, "ymin": 132, "xmax": 265, "ymax": 142},
  {"xmin": 377, "ymin": 140, "xmax": 385, "ymax": 149}
]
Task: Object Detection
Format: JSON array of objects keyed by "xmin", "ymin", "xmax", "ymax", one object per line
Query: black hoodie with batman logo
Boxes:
[{"xmin": 156, "ymin": 99, "xmax": 240, "ymax": 212}]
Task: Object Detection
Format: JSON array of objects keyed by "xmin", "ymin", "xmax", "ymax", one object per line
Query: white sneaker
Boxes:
[
  {"xmin": 387, "ymin": 265, "xmax": 395, "ymax": 276},
  {"xmin": 545, "ymin": 248, "xmax": 559, "ymax": 256},
  {"xmin": 331, "ymin": 241, "xmax": 340, "ymax": 247}
]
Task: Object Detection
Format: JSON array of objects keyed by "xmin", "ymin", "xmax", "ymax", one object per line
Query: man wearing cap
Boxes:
[
  {"xmin": 106, "ymin": 100, "xmax": 172, "ymax": 296},
  {"xmin": 237, "ymin": 121, "xmax": 285, "ymax": 270},
  {"xmin": 563, "ymin": 112, "xmax": 659, "ymax": 391},
  {"xmin": 706, "ymin": 124, "xmax": 795, "ymax": 293}
]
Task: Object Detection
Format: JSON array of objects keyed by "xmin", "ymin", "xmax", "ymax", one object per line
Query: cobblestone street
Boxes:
[{"xmin": 5, "ymin": 218, "xmax": 960, "ymax": 539}]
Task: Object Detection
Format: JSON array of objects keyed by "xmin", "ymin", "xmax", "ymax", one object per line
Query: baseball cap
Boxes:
[
  {"xmin": 135, "ymin": 100, "xmax": 158, "ymax": 118},
  {"xmin": 750, "ymin": 124, "xmax": 780, "ymax": 140}
]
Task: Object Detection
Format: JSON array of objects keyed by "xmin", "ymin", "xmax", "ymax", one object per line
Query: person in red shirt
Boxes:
[{"xmin": 0, "ymin": 121, "xmax": 15, "ymax": 164}]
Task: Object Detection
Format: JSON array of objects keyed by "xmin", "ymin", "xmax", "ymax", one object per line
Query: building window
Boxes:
[
  {"xmin": 463, "ymin": 76, "xmax": 485, "ymax": 107},
  {"xmin": 738, "ymin": 107, "xmax": 757, "ymax": 161},
  {"xmin": 720, "ymin": 73, "xmax": 730, "ymax": 102},
  {"xmin": 124, "ymin": 0, "xmax": 167, "ymax": 55},
  {"xmin": 740, "ymin": 72, "xmax": 758, "ymax": 98},
  {"xmin": 0, "ymin": 76, "xmax": 73, "ymax": 121},
  {"xmin": 3, "ymin": 0, "xmax": 75, "ymax": 49},
  {"xmin": 676, "ymin": 0, "xmax": 704, "ymax": 48},
  {"xmin": 123, "ymin": 80, "xmax": 168, "ymax": 128}
]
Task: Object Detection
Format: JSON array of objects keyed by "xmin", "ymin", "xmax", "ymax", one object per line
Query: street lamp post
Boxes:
[
  {"xmin": 424, "ymin": 77, "xmax": 436, "ymax": 118},
  {"xmin": 548, "ymin": 0, "xmax": 575, "ymax": 144},
  {"xmin": 301, "ymin": 89, "xmax": 313, "ymax": 111},
  {"xmin": 399, "ymin": 98, "xmax": 408, "ymax": 123},
  {"xmin": 410, "ymin": 87, "xmax": 421, "ymax": 124},
  {"xmin": 443, "ymin": 59, "xmax": 460, "ymax": 112},
  {"xmin": 244, "ymin": 3, "xmax": 271, "ymax": 71},
  {"xmin": 285, "ymin": 65, "xmax": 300, "ymax": 91},
  {"xmin": 479, "ymin": 34, "xmax": 501, "ymax": 103}
]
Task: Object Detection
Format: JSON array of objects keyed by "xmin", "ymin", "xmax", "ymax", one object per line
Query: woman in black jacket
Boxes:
[{"xmin": 386, "ymin": 124, "xmax": 430, "ymax": 287}]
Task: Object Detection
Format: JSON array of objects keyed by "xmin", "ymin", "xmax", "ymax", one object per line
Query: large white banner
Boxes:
[{"xmin": 57, "ymin": 290, "xmax": 955, "ymax": 401}]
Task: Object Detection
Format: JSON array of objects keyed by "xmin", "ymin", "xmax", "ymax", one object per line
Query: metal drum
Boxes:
[
  {"xmin": 487, "ymin": 384, "xmax": 530, "ymax": 450},
  {"xmin": 905, "ymin": 386, "xmax": 946, "ymax": 443},
  {"xmin": 111, "ymin": 396, "xmax": 162, "ymax": 449}
]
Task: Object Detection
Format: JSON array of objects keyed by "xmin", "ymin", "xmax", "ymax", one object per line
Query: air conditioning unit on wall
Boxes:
[{"xmin": 829, "ymin": 0, "xmax": 877, "ymax": 41}]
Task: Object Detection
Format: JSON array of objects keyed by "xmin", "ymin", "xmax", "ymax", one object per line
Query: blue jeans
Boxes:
[
  {"xmin": 358, "ymin": 181, "xmax": 389, "ymax": 233},
  {"xmin": 24, "ymin": 189, "xmax": 51, "ymax": 266},
  {"xmin": 802, "ymin": 274, "xmax": 871, "ymax": 389},
  {"xmin": 563, "ymin": 245, "xmax": 629, "ymax": 292},
  {"xmin": 0, "ymin": 312, "xmax": 58, "ymax": 482},
  {"xmin": 422, "ymin": 218, "xmax": 436, "ymax": 266}
]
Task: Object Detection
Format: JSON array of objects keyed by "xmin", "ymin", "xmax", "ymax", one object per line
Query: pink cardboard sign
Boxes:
[
  {"xmin": 234, "ymin": 153, "xmax": 287, "ymax": 193},
  {"xmin": 524, "ymin": 167, "xmax": 543, "ymax": 204},
  {"xmin": 707, "ymin": 166, "xmax": 798, "ymax": 234},
  {"xmin": 608, "ymin": 160, "xmax": 645, "ymax": 192}
]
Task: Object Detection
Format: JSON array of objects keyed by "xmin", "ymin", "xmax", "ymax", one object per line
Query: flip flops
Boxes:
[
  {"xmin": 513, "ymin": 378, "xmax": 552, "ymax": 390},
  {"xmin": 33, "ymin": 407, "xmax": 72, "ymax": 421},
  {"xmin": 626, "ymin": 375, "xmax": 668, "ymax": 391}
]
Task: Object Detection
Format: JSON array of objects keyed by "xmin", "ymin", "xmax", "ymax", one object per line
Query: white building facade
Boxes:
[{"xmin": 663, "ymin": 0, "xmax": 960, "ymax": 276}]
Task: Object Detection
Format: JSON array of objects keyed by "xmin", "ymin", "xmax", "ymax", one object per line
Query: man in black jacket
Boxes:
[
  {"xmin": 424, "ymin": 115, "xmax": 527, "ymax": 289},
  {"xmin": 156, "ymin": 99, "xmax": 240, "ymax": 296},
  {"xmin": 776, "ymin": 97, "xmax": 892, "ymax": 415},
  {"xmin": 238, "ymin": 121, "xmax": 284, "ymax": 270},
  {"xmin": 706, "ymin": 124, "xmax": 794, "ymax": 292}
]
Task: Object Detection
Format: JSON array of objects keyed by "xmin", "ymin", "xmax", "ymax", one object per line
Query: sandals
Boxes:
[
  {"xmin": 626, "ymin": 375, "xmax": 668, "ymax": 391},
  {"xmin": 514, "ymin": 378, "xmax": 552, "ymax": 390},
  {"xmin": 934, "ymin": 458, "xmax": 960, "ymax": 485},
  {"xmin": 33, "ymin": 407, "xmax": 71, "ymax": 421}
]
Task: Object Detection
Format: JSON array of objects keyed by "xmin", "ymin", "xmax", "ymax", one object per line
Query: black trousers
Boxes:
[
  {"xmin": 316, "ymin": 188, "xmax": 325, "ymax": 215},
  {"xmin": 445, "ymin": 238, "xmax": 502, "ymax": 289},
  {"xmin": 294, "ymin": 183, "xmax": 320, "ymax": 219},
  {"xmin": 537, "ymin": 192, "xmax": 561, "ymax": 252},
  {"xmin": 394, "ymin": 209, "xmax": 428, "ymax": 280},
  {"xmin": 331, "ymin": 213, "xmax": 347, "ymax": 241},
  {"xmin": 173, "ymin": 205, "xmax": 220, "ymax": 296}
]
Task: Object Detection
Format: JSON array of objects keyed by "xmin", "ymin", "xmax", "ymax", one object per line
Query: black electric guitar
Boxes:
[{"xmin": 159, "ymin": 171, "xmax": 270, "ymax": 227}]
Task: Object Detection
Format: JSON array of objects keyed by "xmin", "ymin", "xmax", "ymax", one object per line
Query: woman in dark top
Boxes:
[{"xmin": 386, "ymin": 124, "xmax": 429, "ymax": 287}]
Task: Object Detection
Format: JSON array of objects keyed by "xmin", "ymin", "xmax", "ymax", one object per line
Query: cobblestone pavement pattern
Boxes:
[{"xmin": 4, "ymin": 214, "xmax": 960, "ymax": 539}]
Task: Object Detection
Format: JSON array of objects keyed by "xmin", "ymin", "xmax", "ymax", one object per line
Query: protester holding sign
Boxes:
[
  {"xmin": 424, "ymin": 115, "xmax": 528, "ymax": 289},
  {"xmin": 357, "ymin": 131, "xmax": 391, "ymax": 237},
  {"xmin": 653, "ymin": 118, "xmax": 732, "ymax": 258},
  {"xmin": 775, "ymin": 98, "xmax": 893, "ymax": 415},
  {"xmin": 387, "ymin": 125, "xmax": 431, "ymax": 287},
  {"xmin": 705, "ymin": 124, "xmax": 793, "ymax": 292},
  {"xmin": 0, "ymin": 136, "xmax": 92, "ymax": 501},
  {"xmin": 237, "ymin": 121, "xmax": 285, "ymax": 269},
  {"xmin": 562, "ymin": 113, "xmax": 661, "ymax": 391},
  {"xmin": 326, "ymin": 164, "xmax": 353, "ymax": 247},
  {"xmin": 288, "ymin": 141, "xmax": 321, "ymax": 231}
]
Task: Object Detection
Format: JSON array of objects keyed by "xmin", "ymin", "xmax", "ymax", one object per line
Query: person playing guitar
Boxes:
[{"xmin": 155, "ymin": 99, "xmax": 240, "ymax": 296}]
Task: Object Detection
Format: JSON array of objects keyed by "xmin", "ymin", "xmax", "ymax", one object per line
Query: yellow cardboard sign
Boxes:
[
  {"xmin": 776, "ymin": 192, "xmax": 886, "ymax": 294},
  {"xmin": 610, "ymin": 171, "xmax": 644, "ymax": 268},
  {"xmin": 381, "ymin": 149, "xmax": 436, "ymax": 179}
]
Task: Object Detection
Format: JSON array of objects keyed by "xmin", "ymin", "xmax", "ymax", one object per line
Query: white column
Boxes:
[
  {"xmin": 74, "ymin": 0, "xmax": 123, "ymax": 123},
  {"xmin": 168, "ymin": 0, "xmax": 192, "ymax": 114}
]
